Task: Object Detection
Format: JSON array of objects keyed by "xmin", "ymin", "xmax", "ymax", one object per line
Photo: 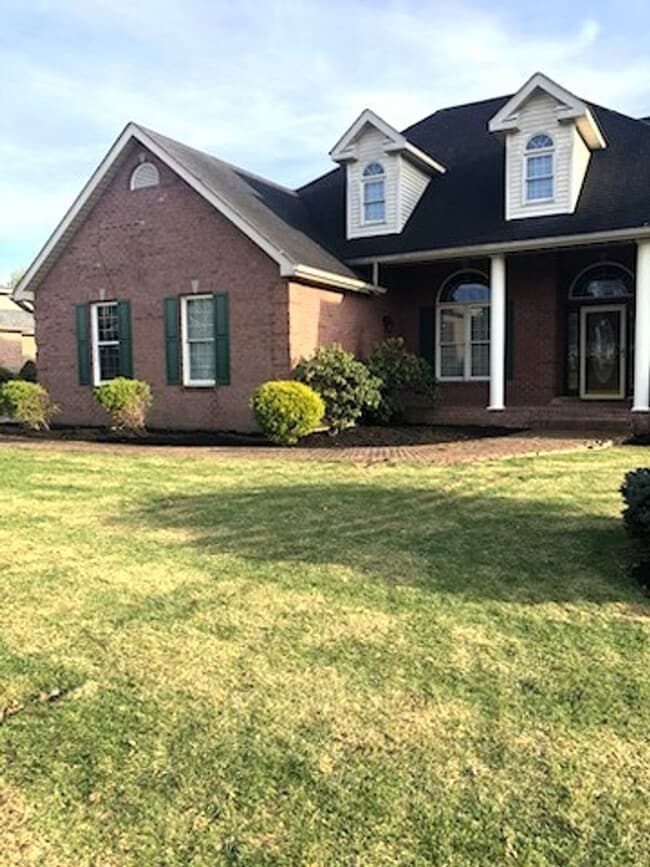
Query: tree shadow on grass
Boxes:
[{"xmin": 128, "ymin": 482, "xmax": 640, "ymax": 606}]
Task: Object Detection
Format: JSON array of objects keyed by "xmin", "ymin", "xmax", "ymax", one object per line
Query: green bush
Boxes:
[
  {"xmin": 0, "ymin": 381, "xmax": 59, "ymax": 430},
  {"xmin": 621, "ymin": 468, "xmax": 650, "ymax": 542},
  {"xmin": 19, "ymin": 360, "xmax": 37, "ymax": 382},
  {"xmin": 0, "ymin": 366, "xmax": 16, "ymax": 385},
  {"xmin": 366, "ymin": 337, "xmax": 438, "ymax": 424},
  {"xmin": 94, "ymin": 377, "xmax": 153, "ymax": 432},
  {"xmin": 294, "ymin": 344, "xmax": 381, "ymax": 434},
  {"xmin": 250, "ymin": 380, "xmax": 324, "ymax": 445}
]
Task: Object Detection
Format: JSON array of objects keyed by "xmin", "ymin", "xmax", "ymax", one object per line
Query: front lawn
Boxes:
[{"xmin": 0, "ymin": 444, "xmax": 648, "ymax": 865}]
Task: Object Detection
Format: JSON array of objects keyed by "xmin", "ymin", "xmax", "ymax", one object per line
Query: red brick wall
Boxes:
[
  {"xmin": 288, "ymin": 281, "xmax": 388, "ymax": 365},
  {"xmin": 35, "ymin": 142, "xmax": 290, "ymax": 431}
]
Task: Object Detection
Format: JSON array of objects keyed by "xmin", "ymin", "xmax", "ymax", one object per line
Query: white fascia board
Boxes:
[
  {"xmin": 288, "ymin": 263, "xmax": 386, "ymax": 295},
  {"xmin": 329, "ymin": 108, "xmax": 406, "ymax": 162},
  {"xmin": 347, "ymin": 225, "xmax": 650, "ymax": 266},
  {"xmin": 14, "ymin": 123, "xmax": 294, "ymax": 302}
]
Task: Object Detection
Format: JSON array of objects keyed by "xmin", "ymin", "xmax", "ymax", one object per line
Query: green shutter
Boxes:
[
  {"xmin": 164, "ymin": 297, "xmax": 181, "ymax": 385},
  {"xmin": 117, "ymin": 300, "xmax": 133, "ymax": 378},
  {"xmin": 213, "ymin": 293, "xmax": 230, "ymax": 385},
  {"xmin": 75, "ymin": 304, "xmax": 91, "ymax": 386},
  {"xmin": 505, "ymin": 294, "xmax": 514, "ymax": 381},
  {"xmin": 418, "ymin": 306, "xmax": 435, "ymax": 369}
]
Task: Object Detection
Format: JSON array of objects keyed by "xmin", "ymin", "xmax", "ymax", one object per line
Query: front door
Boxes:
[{"xmin": 580, "ymin": 305, "xmax": 626, "ymax": 399}]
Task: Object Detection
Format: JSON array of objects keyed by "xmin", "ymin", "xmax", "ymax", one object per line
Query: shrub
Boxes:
[
  {"xmin": 621, "ymin": 468, "xmax": 650, "ymax": 592},
  {"xmin": 94, "ymin": 377, "xmax": 153, "ymax": 432},
  {"xmin": 366, "ymin": 337, "xmax": 438, "ymax": 424},
  {"xmin": 19, "ymin": 360, "xmax": 37, "ymax": 382},
  {"xmin": 250, "ymin": 380, "xmax": 324, "ymax": 445},
  {"xmin": 0, "ymin": 381, "xmax": 59, "ymax": 430},
  {"xmin": 294, "ymin": 344, "xmax": 381, "ymax": 434},
  {"xmin": 0, "ymin": 366, "xmax": 16, "ymax": 385}
]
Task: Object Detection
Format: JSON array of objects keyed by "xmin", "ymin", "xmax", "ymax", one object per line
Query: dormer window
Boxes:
[
  {"xmin": 525, "ymin": 134, "xmax": 554, "ymax": 202},
  {"xmin": 361, "ymin": 162, "xmax": 386, "ymax": 223},
  {"xmin": 130, "ymin": 161, "xmax": 160, "ymax": 190}
]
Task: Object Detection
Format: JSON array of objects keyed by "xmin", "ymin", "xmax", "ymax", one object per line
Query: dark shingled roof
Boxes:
[
  {"xmin": 297, "ymin": 96, "xmax": 650, "ymax": 261},
  {"xmin": 141, "ymin": 127, "xmax": 359, "ymax": 280}
]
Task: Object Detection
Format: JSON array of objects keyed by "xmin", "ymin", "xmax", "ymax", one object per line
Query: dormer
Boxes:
[
  {"xmin": 488, "ymin": 72, "xmax": 606, "ymax": 221},
  {"xmin": 330, "ymin": 109, "xmax": 445, "ymax": 239}
]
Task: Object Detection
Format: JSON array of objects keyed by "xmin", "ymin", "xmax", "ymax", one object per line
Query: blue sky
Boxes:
[{"xmin": 2, "ymin": 0, "xmax": 650, "ymax": 283}]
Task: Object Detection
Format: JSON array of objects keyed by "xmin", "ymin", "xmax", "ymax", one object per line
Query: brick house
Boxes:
[
  {"xmin": 0, "ymin": 285, "xmax": 35, "ymax": 373},
  {"xmin": 13, "ymin": 72, "xmax": 650, "ymax": 431}
]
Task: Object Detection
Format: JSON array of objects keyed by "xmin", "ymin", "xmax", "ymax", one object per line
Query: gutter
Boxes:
[{"xmin": 286, "ymin": 263, "xmax": 386, "ymax": 295}]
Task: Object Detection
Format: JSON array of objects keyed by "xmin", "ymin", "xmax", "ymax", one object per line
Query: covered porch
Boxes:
[{"xmin": 371, "ymin": 238, "xmax": 650, "ymax": 432}]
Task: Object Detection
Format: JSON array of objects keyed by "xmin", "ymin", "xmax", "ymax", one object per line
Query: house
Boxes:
[
  {"xmin": 0, "ymin": 284, "xmax": 35, "ymax": 373},
  {"xmin": 13, "ymin": 72, "xmax": 650, "ymax": 432}
]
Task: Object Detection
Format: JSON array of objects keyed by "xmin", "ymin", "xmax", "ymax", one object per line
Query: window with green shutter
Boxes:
[{"xmin": 84, "ymin": 300, "xmax": 134, "ymax": 386}]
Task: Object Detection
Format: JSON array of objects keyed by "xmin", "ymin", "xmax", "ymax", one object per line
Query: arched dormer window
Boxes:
[
  {"xmin": 570, "ymin": 263, "xmax": 634, "ymax": 300},
  {"xmin": 130, "ymin": 161, "xmax": 160, "ymax": 190},
  {"xmin": 525, "ymin": 133, "xmax": 554, "ymax": 203},
  {"xmin": 361, "ymin": 162, "xmax": 385, "ymax": 224},
  {"xmin": 437, "ymin": 271, "xmax": 490, "ymax": 380}
]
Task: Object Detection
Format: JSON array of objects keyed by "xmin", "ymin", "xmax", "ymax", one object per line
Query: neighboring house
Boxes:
[
  {"xmin": 0, "ymin": 284, "xmax": 35, "ymax": 373},
  {"xmin": 13, "ymin": 72, "xmax": 650, "ymax": 431}
]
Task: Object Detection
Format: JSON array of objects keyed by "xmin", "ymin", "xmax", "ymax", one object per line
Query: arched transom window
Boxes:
[
  {"xmin": 437, "ymin": 271, "xmax": 490, "ymax": 380},
  {"xmin": 570, "ymin": 263, "xmax": 634, "ymax": 300},
  {"xmin": 361, "ymin": 162, "xmax": 385, "ymax": 224},
  {"xmin": 525, "ymin": 133, "xmax": 554, "ymax": 203},
  {"xmin": 130, "ymin": 161, "xmax": 160, "ymax": 190}
]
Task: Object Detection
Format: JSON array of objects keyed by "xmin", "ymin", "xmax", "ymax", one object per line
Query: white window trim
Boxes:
[
  {"xmin": 436, "ymin": 270, "xmax": 491, "ymax": 382},
  {"xmin": 360, "ymin": 164, "xmax": 386, "ymax": 226},
  {"xmin": 130, "ymin": 161, "xmax": 160, "ymax": 191},
  {"xmin": 181, "ymin": 294, "xmax": 216, "ymax": 387},
  {"xmin": 523, "ymin": 133, "xmax": 555, "ymax": 205},
  {"xmin": 91, "ymin": 301, "xmax": 119, "ymax": 387}
]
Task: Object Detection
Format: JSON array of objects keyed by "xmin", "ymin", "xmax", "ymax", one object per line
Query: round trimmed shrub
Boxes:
[
  {"xmin": 250, "ymin": 380, "xmax": 324, "ymax": 445},
  {"xmin": 0, "ymin": 381, "xmax": 59, "ymax": 430},
  {"xmin": 294, "ymin": 343, "xmax": 381, "ymax": 434},
  {"xmin": 94, "ymin": 377, "xmax": 153, "ymax": 432}
]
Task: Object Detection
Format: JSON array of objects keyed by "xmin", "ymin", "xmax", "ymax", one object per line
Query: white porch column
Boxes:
[
  {"xmin": 488, "ymin": 254, "xmax": 506, "ymax": 411},
  {"xmin": 633, "ymin": 240, "xmax": 650, "ymax": 412}
]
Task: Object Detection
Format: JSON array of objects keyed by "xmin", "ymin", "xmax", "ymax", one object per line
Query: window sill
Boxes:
[{"xmin": 438, "ymin": 377, "xmax": 490, "ymax": 383}]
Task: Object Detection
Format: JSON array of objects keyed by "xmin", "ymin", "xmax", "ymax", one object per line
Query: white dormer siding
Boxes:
[
  {"xmin": 505, "ymin": 90, "xmax": 591, "ymax": 220},
  {"xmin": 347, "ymin": 127, "xmax": 400, "ymax": 238},
  {"xmin": 490, "ymin": 73, "xmax": 606, "ymax": 222},
  {"xmin": 330, "ymin": 109, "xmax": 446, "ymax": 240}
]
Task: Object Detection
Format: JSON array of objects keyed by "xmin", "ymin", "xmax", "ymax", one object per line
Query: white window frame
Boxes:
[
  {"xmin": 90, "ymin": 301, "xmax": 119, "ymax": 386},
  {"xmin": 181, "ymin": 294, "xmax": 216, "ymax": 387},
  {"xmin": 436, "ymin": 271, "xmax": 490, "ymax": 382},
  {"xmin": 360, "ymin": 162, "xmax": 386, "ymax": 225},
  {"xmin": 523, "ymin": 133, "xmax": 555, "ymax": 204},
  {"xmin": 130, "ymin": 161, "xmax": 160, "ymax": 191}
]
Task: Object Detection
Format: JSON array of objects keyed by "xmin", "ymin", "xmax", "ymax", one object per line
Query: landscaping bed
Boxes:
[{"xmin": 0, "ymin": 421, "xmax": 521, "ymax": 449}]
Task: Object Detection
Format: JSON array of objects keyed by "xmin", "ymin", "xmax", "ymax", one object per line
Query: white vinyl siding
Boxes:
[
  {"xmin": 398, "ymin": 157, "xmax": 430, "ymax": 230},
  {"xmin": 347, "ymin": 127, "xmax": 399, "ymax": 238},
  {"xmin": 505, "ymin": 91, "xmax": 591, "ymax": 220}
]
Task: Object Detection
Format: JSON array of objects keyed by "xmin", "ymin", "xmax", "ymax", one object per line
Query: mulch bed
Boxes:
[{"xmin": 0, "ymin": 423, "xmax": 522, "ymax": 450}]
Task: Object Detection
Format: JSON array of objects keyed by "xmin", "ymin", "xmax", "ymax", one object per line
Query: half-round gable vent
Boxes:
[{"xmin": 130, "ymin": 162, "xmax": 160, "ymax": 190}]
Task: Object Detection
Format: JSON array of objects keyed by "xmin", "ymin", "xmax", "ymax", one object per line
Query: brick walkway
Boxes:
[{"xmin": 0, "ymin": 430, "xmax": 617, "ymax": 464}]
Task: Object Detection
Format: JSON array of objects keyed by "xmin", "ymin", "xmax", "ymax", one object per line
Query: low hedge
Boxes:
[
  {"xmin": 0, "ymin": 381, "xmax": 59, "ymax": 430},
  {"xmin": 251, "ymin": 380, "xmax": 324, "ymax": 445},
  {"xmin": 94, "ymin": 378, "xmax": 153, "ymax": 432}
]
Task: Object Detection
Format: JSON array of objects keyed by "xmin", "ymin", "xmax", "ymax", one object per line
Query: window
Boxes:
[
  {"xmin": 181, "ymin": 295, "xmax": 216, "ymax": 385},
  {"xmin": 361, "ymin": 162, "xmax": 385, "ymax": 223},
  {"xmin": 525, "ymin": 133, "xmax": 554, "ymax": 202},
  {"xmin": 437, "ymin": 272, "xmax": 490, "ymax": 380},
  {"xmin": 91, "ymin": 302, "xmax": 121, "ymax": 385},
  {"xmin": 130, "ymin": 162, "xmax": 160, "ymax": 190},
  {"xmin": 570, "ymin": 263, "xmax": 633, "ymax": 299}
]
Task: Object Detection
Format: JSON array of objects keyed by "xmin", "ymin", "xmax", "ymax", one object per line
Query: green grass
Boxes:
[{"xmin": 0, "ymin": 443, "xmax": 648, "ymax": 866}]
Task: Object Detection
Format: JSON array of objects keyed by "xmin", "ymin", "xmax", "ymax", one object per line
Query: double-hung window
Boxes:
[
  {"xmin": 91, "ymin": 301, "xmax": 121, "ymax": 385},
  {"xmin": 437, "ymin": 272, "xmax": 491, "ymax": 380},
  {"xmin": 361, "ymin": 162, "xmax": 386, "ymax": 223},
  {"xmin": 181, "ymin": 295, "xmax": 217, "ymax": 386},
  {"xmin": 524, "ymin": 133, "xmax": 554, "ymax": 203}
]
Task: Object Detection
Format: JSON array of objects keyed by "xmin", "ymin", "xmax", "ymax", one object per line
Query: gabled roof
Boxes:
[
  {"xmin": 14, "ymin": 124, "xmax": 380, "ymax": 303},
  {"xmin": 488, "ymin": 72, "xmax": 606, "ymax": 150},
  {"xmin": 329, "ymin": 108, "xmax": 446, "ymax": 174}
]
